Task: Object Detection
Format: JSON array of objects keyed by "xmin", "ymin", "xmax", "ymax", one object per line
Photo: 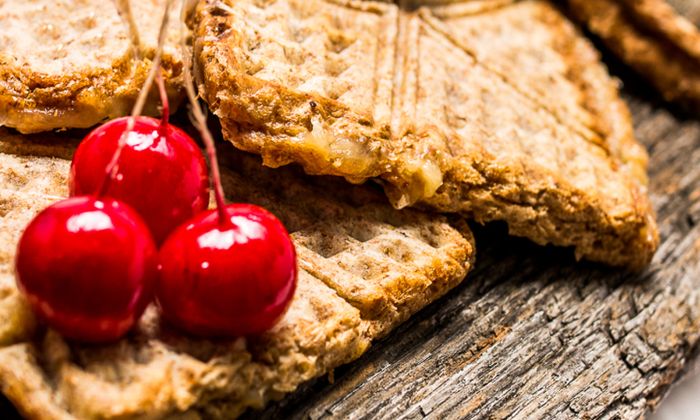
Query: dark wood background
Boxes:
[{"xmin": 2, "ymin": 2, "xmax": 699, "ymax": 419}]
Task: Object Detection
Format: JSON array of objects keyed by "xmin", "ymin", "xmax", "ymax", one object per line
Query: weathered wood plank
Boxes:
[{"xmin": 247, "ymin": 52, "xmax": 700, "ymax": 420}]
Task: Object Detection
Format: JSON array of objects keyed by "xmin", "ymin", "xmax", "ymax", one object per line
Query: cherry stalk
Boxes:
[
  {"xmin": 156, "ymin": 70, "xmax": 170, "ymax": 128},
  {"xmin": 71, "ymin": 0, "xmax": 209, "ymax": 244},
  {"xmin": 98, "ymin": 0, "xmax": 175, "ymax": 197},
  {"xmin": 178, "ymin": 16, "xmax": 228, "ymax": 225}
]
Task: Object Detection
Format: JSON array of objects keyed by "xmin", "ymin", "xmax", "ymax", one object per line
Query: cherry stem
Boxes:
[
  {"xmin": 155, "ymin": 69, "xmax": 170, "ymax": 131},
  {"xmin": 97, "ymin": 0, "xmax": 174, "ymax": 197},
  {"xmin": 180, "ymin": 1, "xmax": 228, "ymax": 226}
]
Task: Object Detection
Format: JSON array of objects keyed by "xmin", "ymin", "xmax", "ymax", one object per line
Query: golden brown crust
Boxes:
[
  {"xmin": 194, "ymin": 0, "xmax": 397, "ymax": 184},
  {"xmin": 420, "ymin": 1, "xmax": 658, "ymax": 268},
  {"xmin": 566, "ymin": 0, "xmax": 700, "ymax": 112},
  {"xmin": 195, "ymin": 0, "xmax": 658, "ymax": 268},
  {"xmin": 0, "ymin": 0, "xmax": 185, "ymax": 134},
  {"xmin": 0, "ymin": 128, "xmax": 475, "ymax": 418}
]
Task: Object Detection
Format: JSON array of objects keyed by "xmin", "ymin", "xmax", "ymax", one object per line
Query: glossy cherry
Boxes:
[
  {"xmin": 69, "ymin": 116, "xmax": 209, "ymax": 244},
  {"xmin": 156, "ymin": 204, "xmax": 297, "ymax": 337},
  {"xmin": 15, "ymin": 196, "xmax": 158, "ymax": 343}
]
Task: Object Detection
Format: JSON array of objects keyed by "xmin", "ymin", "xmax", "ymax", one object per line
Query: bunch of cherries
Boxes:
[{"xmin": 14, "ymin": 74, "xmax": 298, "ymax": 343}]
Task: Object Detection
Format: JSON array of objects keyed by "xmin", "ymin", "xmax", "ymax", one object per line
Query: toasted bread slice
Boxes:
[
  {"xmin": 566, "ymin": 0, "xmax": 700, "ymax": 112},
  {"xmin": 0, "ymin": 0, "xmax": 184, "ymax": 133},
  {"xmin": 0, "ymin": 128, "xmax": 474, "ymax": 418},
  {"xmin": 194, "ymin": 0, "xmax": 658, "ymax": 268}
]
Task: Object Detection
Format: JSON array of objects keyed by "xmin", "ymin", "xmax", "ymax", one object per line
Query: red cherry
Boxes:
[
  {"xmin": 15, "ymin": 196, "xmax": 157, "ymax": 343},
  {"xmin": 156, "ymin": 204, "xmax": 297, "ymax": 337},
  {"xmin": 70, "ymin": 116, "xmax": 209, "ymax": 244}
]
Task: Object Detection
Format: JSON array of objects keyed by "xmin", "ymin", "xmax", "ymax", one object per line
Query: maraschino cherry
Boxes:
[
  {"xmin": 156, "ymin": 204, "xmax": 297, "ymax": 336},
  {"xmin": 155, "ymin": 55, "xmax": 298, "ymax": 336},
  {"xmin": 69, "ymin": 77, "xmax": 209, "ymax": 244},
  {"xmin": 15, "ymin": 197, "xmax": 157, "ymax": 342}
]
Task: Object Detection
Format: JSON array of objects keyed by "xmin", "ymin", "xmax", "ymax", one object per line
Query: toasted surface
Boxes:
[
  {"xmin": 0, "ymin": 0, "xmax": 184, "ymax": 133},
  {"xmin": 195, "ymin": 0, "xmax": 658, "ymax": 268},
  {"xmin": 0, "ymin": 128, "xmax": 474, "ymax": 418},
  {"xmin": 566, "ymin": 0, "xmax": 700, "ymax": 112}
]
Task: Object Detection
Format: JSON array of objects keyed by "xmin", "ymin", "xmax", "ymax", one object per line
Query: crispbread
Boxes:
[
  {"xmin": 194, "ymin": 0, "xmax": 658, "ymax": 268},
  {"xmin": 0, "ymin": 128, "xmax": 475, "ymax": 418},
  {"xmin": 0, "ymin": 0, "xmax": 184, "ymax": 134},
  {"xmin": 565, "ymin": 0, "xmax": 700, "ymax": 112}
]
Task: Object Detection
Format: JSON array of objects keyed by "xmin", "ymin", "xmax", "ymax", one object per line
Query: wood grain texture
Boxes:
[{"xmin": 246, "ymin": 44, "xmax": 700, "ymax": 420}]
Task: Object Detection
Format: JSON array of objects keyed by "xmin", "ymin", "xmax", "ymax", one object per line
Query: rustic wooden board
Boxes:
[{"xmin": 245, "ymin": 16, "xmax": 700, "ymax": 420}]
